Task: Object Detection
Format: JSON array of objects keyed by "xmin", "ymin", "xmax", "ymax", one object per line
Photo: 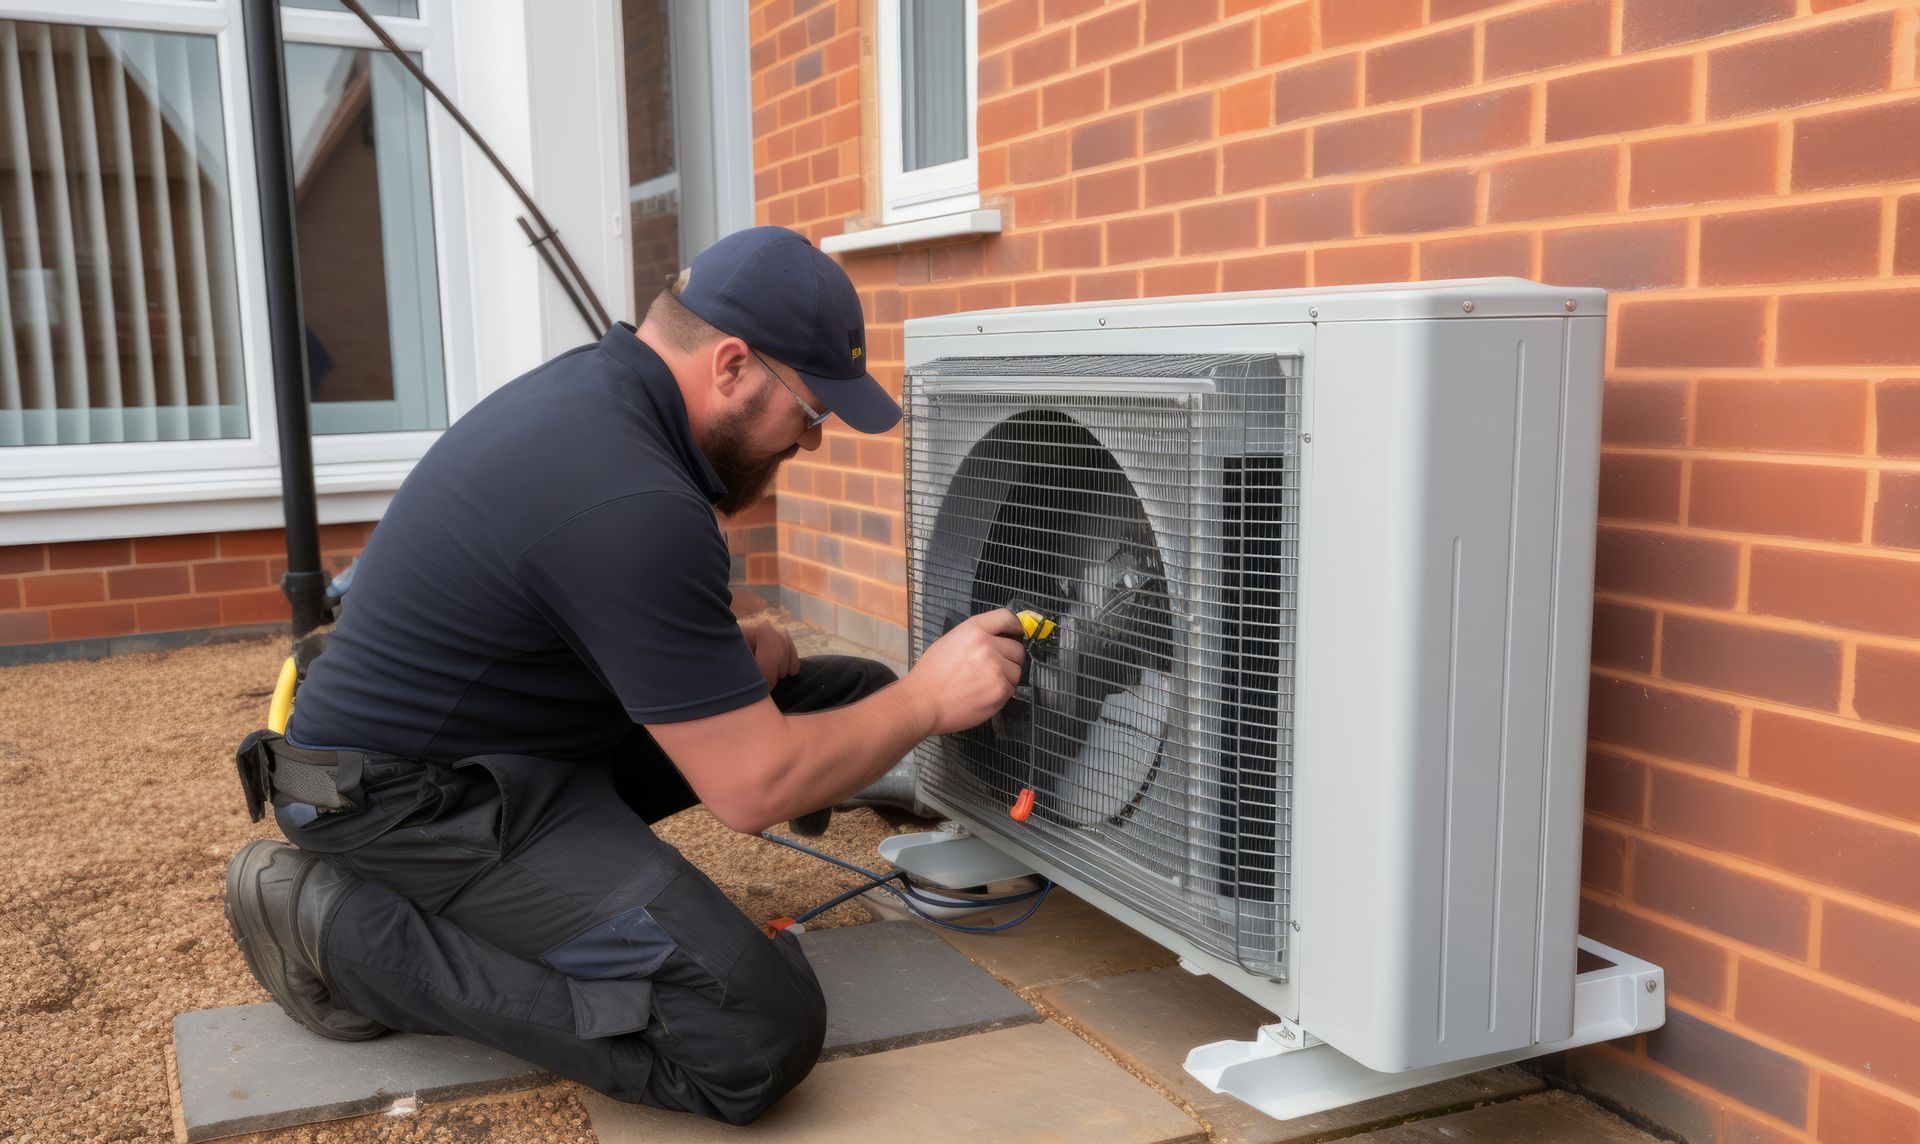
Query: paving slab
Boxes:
[
  {"xmin": 171, "ymin": 1004, "xmax": 546, "ymax": 1141},
  {"xmin": 924, "ymin": 887, "xmax": 1180, "ymax": 989},
  {"xmin": 1347, "ymin": 1090, "xmax": 1663, "ymax": 1142},
  {"xmin": 584, "ymin": 1021, "xmax": 1208, "ymax": 1143},
  {"xmin": 175, "ymin": 921, "xmax": 1032, "ymax": 1138},
  {"xmin": 1038, "ymin": 965, "xmax": 1545, "ymax": 1144},
  {"xmin": 800, "ymin": 921, "xmax": 1040, "ymax": 1059}
]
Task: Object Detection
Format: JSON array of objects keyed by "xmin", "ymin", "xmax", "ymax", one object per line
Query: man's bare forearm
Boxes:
[{"xmin": 750, "ymin": 679, "xmax": 936, "ymax": 831}]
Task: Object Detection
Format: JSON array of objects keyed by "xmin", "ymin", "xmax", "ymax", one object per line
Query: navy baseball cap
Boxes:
[{"xmin": 677, "ymin": 226, "xmax": 900, "ymax": 433}]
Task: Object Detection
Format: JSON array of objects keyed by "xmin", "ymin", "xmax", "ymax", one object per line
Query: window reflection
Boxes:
[{"xmin": 285, "ymin": 43, "xmax": 445, "ymax": 435}]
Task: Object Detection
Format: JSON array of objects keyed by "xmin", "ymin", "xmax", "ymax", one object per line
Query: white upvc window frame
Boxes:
[
  {"xmin": 875, "ymin": 0, "xmax": 979, "ymax": 225},
  {"xmin": 0, "ymin": 0, "xmax": 476, "ymax": 539}
]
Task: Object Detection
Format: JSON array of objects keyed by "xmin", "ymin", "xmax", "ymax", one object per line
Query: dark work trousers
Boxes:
[{"xmin": 275, "ymin": 655, "xmax": 897, "ymax": 1125}]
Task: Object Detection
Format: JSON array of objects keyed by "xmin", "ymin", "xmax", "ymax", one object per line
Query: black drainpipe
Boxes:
[{"xmin": 242, "ymin": 0, "xmax": 330, "ymax": 641}]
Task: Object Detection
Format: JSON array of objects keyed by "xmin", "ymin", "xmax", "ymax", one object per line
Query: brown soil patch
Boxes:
[{"xmin": 0, "ymin": 635, "xmax": 917, "ymax": 1141}]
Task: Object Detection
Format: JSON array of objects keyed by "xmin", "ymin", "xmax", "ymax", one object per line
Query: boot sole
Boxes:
[{"xmin": 225, "ymin": 839, "xmax": 385, "ymax": 1042}]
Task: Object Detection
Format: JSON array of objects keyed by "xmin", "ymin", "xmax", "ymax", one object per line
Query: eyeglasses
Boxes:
[{"xmin": 752, "ymin": 349, "xmax": 831, "ymax": 429}]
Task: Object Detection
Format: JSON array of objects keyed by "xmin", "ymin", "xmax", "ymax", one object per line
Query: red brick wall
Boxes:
[
  {"xmin": 0, "ymin": 527, "xmax": 370, "ymax": 648},
  {"xmin": 751, "ymin": 0, "xmax": 1920, "ymax": 1138}
]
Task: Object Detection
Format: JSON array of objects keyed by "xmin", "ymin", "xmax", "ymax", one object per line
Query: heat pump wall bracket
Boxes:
[{"xmin": 1183, "ymin": 936, "xmax": 1665, "ymax": 1121}]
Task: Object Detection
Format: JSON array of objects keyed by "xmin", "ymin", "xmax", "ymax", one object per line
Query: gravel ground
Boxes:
[{"xmin": 0, "ymin": 632, "xmax": 917, "ymax": 1142}]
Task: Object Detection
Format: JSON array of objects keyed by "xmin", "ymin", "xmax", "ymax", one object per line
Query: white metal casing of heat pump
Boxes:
[{"xmin": 902, "ymin": 278, "xmax": 1609, "ymax": 1076}]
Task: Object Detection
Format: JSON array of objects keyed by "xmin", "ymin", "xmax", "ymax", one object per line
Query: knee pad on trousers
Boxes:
[{"xmin": 604, "ymin": 932, "xmax": 826, "ymax": 1124}]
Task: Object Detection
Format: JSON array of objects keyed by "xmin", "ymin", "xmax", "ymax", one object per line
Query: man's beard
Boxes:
[{"xmin": 705, "ymin": 388, "xmax": 794, "ymax": 517}]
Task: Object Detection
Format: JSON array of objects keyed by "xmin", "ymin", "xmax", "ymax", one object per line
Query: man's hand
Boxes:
[
  {"xmin": 900, "ymin": 609, "xmax": 1026, "ymax": 736},
  {"xmin": 648, "ymin": 609, "xmax": 1026, "ymax": 835},
  {"xmin": 741, "ymin": 618, "xmax": 801, "ymax": 688}
]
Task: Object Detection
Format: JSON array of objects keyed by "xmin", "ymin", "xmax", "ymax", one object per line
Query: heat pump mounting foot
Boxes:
[
  {"xmin": 877, "ymin": 826, "xmax": 1038, "ymax": 890},
  {"xmin": 1183, "ymin": 937, "xmax": 1665, "ymax": 1121}
]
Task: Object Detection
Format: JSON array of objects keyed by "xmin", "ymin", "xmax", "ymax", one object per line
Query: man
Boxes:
[{"xmin": 224, "ymin": 227, "xmax": 1025, "ymax": 1124}]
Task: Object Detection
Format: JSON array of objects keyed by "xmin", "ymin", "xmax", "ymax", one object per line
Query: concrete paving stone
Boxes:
[
  {"xmin": 927, "ymin": 888, "xmax": 1180, "ymax": 989},
  {"xmin": 1346, "ymin": 1090, "xmax": 1664, "ymax": 1142},
  {"xmin": 171, "ymin": 1004, "xmax": 545, "ymax": 1141},
  {"xmin": 1037, "ymin": 965, "xmax": 1545, "ymax": 1144},
  {"xmin": 584, "ymin": 1021, "xmax": 1208, "ymax": 1144},
  {"xmin": 800, "ymin": 921, "xmax": 1041, "ymax": 1059}
]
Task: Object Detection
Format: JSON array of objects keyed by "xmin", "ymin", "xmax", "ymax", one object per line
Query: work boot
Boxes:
[{"xmin": 224, "ymin": 840, "xmax": 387, "ymax": 1041}]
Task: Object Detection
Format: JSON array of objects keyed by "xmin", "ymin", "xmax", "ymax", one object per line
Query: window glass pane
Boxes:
[
  {"xmin": 283, "ymin": 0, "xmax": 420, "ymax": 18},
  {"xmin": 621, "ymin": 0, "xmax": 679, "ymax": 301},
  {"xmin": 285, "ymin": 43, "xmax": 445, "ymax": 435},
  {"xmin": 900, "ymin": 0, "xmax": 966, "ymax": 172},
  {"xmin": 0, "ymin": 21, "xmax": 244, "ymax": 447}
]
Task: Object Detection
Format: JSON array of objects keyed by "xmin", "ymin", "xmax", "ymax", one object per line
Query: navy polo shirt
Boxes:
[{"xmin": 287, "ymin": 326, "xmax": 768, "ymax": 764}]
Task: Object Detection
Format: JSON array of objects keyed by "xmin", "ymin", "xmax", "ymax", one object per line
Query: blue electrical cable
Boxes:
[
  {"xmin": 759, "ymin": 831, "xmax": 1054, "ymax": 933},
  {"xmin": 795, "ymin": 871, "xmax": 906, "ymax": 924}
]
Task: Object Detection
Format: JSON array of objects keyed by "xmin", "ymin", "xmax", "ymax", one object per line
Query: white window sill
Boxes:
[
  {"xmin": 0, "ymin": 461, "xmax": 418, "ymax": 545},
  {"xmin": 820, "ymin": 209, "xmax": 1002, "ymax": 256}
]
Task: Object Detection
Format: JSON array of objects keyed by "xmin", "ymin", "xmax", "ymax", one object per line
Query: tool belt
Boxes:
[{"xmin": 233, "ymin": 730, "xmax": 367, "ymax": 823}]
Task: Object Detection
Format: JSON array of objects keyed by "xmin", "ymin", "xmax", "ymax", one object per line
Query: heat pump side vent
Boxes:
[{"xmin": 1220, "ymin": 456, "xmax": 1291, "ymax": 917}]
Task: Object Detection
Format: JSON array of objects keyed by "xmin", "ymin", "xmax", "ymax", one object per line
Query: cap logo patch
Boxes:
[{"xmin": 848, "ymin": 329, "xmax": 863, "ymax": 361}]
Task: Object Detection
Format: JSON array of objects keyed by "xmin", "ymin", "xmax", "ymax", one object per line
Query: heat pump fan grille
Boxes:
[{"xmin": 906, "ymin": 353, "xmax": 1301, "ymax": 978}]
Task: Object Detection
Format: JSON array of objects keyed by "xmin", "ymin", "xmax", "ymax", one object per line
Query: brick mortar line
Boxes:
[
  {"xmin": 983, "ymin": 83, "xmax": 1920, "ymax": 197},
  {"xmin": 1593, "ymin": 686, "xmax": 1920, "ymax": 761},
  {"xmin": 1735, "ymin": 706, "xmax": 1753, "ymax": 776},
  {"xmin": 1591, "ymin": 518, "xmax": 1920, "ymax": 560},
  {"xmin": 984, "ymin": 147, "xmax": 1920, "ymax": 223},
  {"xmin": 800, "ymin": 185, "xmax": 1916, "ymax": 264},
  {"xmin": 1590, "ymin": 659, "xmax": 1918, "ymax": 741},
  {"xmin": 977, "ymin": 8, "xmax": 1914, "ymax": 147},
  {"xmin": 776, "ymin": 552, "xmax": 908, "ymax": 591},
  {"xmin": 1589, "ymin": 740, "xmax": 1920, "ymax": 859},
  {"xmin": 1606, "ymin": 593, "xmax": 1909, "ymax": 653},
  {"xmin": 1609, "ymin": 367, "xmax": 1917, "ymax": 380},
  {"xmin": 1589, "ymin": 633, "xmax": 1920, "ymax": 714},
  {"xmin": 865, "ymin": 234, "xmax": 1913, "ymax": 282},
  {"xmin": 1584, "ymin": 823, "xmax": 1920, "ymax": 960},
  {"xmin": 1570, "ymin": 444, "xmax": 1908, "ymax": 474}
]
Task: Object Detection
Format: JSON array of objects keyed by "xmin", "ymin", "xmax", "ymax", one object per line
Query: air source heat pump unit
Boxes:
[{"xmin": 895, "ymin": 279, "xmax": 1666, "ymax": 1119}]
